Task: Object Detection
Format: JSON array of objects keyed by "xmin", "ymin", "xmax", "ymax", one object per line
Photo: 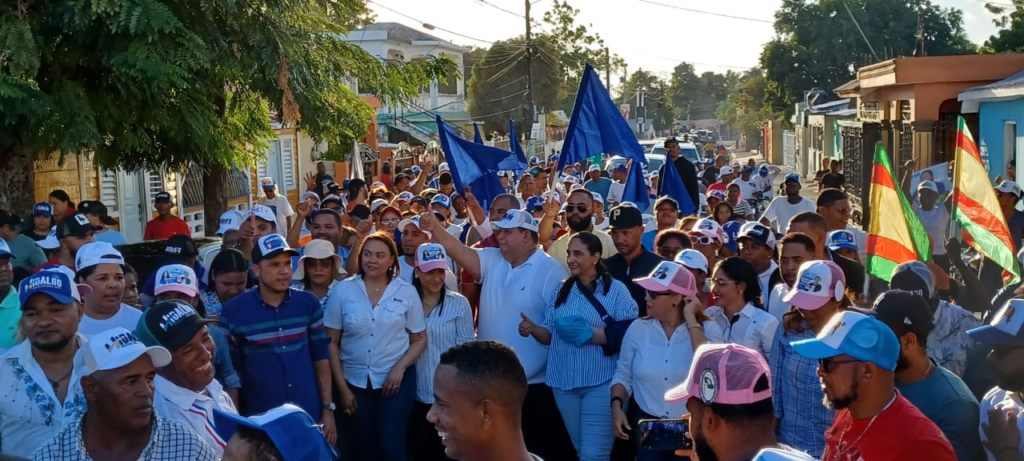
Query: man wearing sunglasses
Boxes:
[
  {"xmin": 792, "ymin": 310, "xmax": 955, "ymax": 461},
  {"xmin": 543, "ymin": 189, "xmax": 616, "ymax": 273},
  {"xmin": 968, "ymin": 298, "xmax": 1024, "ymax": 461}
]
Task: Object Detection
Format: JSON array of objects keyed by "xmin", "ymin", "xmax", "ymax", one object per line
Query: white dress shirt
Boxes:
[
  {"xmin": 0, "ymin": 336, "xmax": 88, "ymax": 457},
  {"xmin": 767, "ymin": 284, "xmax": 791, "ymax": 323},
  {"xmin": 705, "ymin": 302, "xmax": 779, "ymax": 359},
  {"xmin": 476, "ymin": 247, "xmax": 567, "ymax": 384},
  {"xmin": 153, "ymin": 375, "xmax": 237, "ymax": 456},
  {"xmin": 415, "ymin": 291, "xmax": 475, "ymax": 403},
  {"xmin": 758, "ymin": 261, "xmax": 778, "ymax": 300},
  {"xmin": 325, "ymin": 276, "xmax": 427, "ymax": 390}
]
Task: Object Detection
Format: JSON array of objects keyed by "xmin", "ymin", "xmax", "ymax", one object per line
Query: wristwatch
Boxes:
[
  {"xmin": 611, "ymin": 396, "xmax": 623, "ymax": 409},
  {"xmin": 322, "ymin": 402, "xmax": 336, "ymax": 411}
]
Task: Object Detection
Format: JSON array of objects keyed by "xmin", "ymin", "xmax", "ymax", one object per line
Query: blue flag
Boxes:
[
  {"xmin": 508, "ymin": 120, "xmax": 529, "ymax": 165},
  {"xmin": 473, "ymin": 123, "xmax": 484, "ymax": 144},
  {"xmin": 558, "ymin": 64, "xmax": 648, "ymax": 210},
  {"xmin": 436, "ymin": 116, "xmax": 526, "ymax": 211},
  {"xmin": 658, "ymin": 157, "xmax": 697, "ymax": 216}
]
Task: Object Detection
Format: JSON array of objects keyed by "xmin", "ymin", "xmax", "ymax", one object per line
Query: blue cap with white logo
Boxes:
[
  {"xmin": 526, "ymin": 196, "xmax": 545, "ymax": 212},
  {"xmin": 784, "ymin": 173, "xmax": 801, "ymax": 184},
  {"xmin": 968, "ymin": 299, "xmax": 1024, "ymax": 346},
  {"xmin": 214, "ymin": 404, "xmax": 339, "ymax": 461},
  {"xmin": 431, "ymin": 194, "xmax": 451, "ymax": 209},
  {"xmin": 791, "ymin": 310, "xmax": 901, "ymax": 371},
  {"xmin": 33, "ymin": 202, "xmax": 53, "ymax": 218},
  {"xmin": 530, "ymin": 156, "xmax": 540, "ymax": 165},
  {"xmin": 251, "ymin": 234, "xmax": 299, "ymax": 263},
  {"xmin": 19, "ymin": 268, "xmax": 86, "ymax": 307},
  {"xmin": 827, "ymin": 230, "xmax": 858, "ymax": 251}
]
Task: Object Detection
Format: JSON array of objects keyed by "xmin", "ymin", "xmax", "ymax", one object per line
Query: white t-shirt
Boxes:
[
  {"xmin": 913, "ymin": 204, "xmax": 950, "ymax": 256},
  {"xmin": 607, "ymin": 181, "xmax": 625, "ymax": 205},
  {"xmin": 760, "ymin": 197, "xmax": 816, "ymax": 234},
  {"xmin": 79, "ymin": 304, "xmax": 144, "ymax": 337},
  {"xmin": 980, "ymin": 387, "xmax": 1024, "ymax": 461},
  {"xmin": 767, "ymin": 284, "xmax": 790, "ymax": 323},
  {"xmin": 258, "ymin": 195, "xmax": 295, "ymax": 237},
  {"xmin": 732, "ymin": 177, "xmax": 759, "ymax": 200}
]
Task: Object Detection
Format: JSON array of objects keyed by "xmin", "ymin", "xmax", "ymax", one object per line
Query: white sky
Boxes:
[{"xmin": 367, "ymin": 0, "xmax": 1004, "ymax": 80}]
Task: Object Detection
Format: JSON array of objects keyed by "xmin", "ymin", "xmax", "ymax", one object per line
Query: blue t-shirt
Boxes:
[
  {"xmin": 641, "ymin": 229, "xmax": 658, "ymax": 252},
  {"xmin": 584, "ymin": 178, "xmax": 613, "ymax": 209},
  {"xmin": 94, "ymin": 229, "xmax": 127, "ymax": 246},
  {"xmin": 896, "ymin": 362, "xmax": 985, "ymax": 461}
]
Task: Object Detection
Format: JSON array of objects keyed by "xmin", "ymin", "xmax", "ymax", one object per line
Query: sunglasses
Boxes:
[
  {"xmin": 305, "ymin": 259, "xmax": 334, "ymax": 269},
  {"xmin": 818, "ymin": 358, "xmax": 862, "ymax": 373},
  {"xmin": 657, "ymin": 247, "xmax": 682, "ymax": 258},
  {"xmin": 690, "ymin": 235, "xmax": 717, "ymax": 245},
  {"xmin": 566, "ymin": 204, "xmax": 590, "ymax": 213},
  {"xmin": 380, "ymin": 218, "xmax": 400, "ymax": 226}
]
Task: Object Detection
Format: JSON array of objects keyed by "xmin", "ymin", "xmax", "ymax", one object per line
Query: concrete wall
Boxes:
[{"xmin": 977, "ymin": 98, "xmax": 1024, "ymax": 181}]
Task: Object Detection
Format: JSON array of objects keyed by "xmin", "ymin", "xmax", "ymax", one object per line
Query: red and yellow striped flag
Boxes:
[
  {"xmin": 867, "ymin": 142, "xmax": 932, "ymax": 281},
  {"xmin": 952, "ymin": 116, "xmax": 1020, "ymax": 285}
]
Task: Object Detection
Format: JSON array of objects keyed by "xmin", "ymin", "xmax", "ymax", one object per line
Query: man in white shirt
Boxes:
[
  {"xmin": 419, "ymin": 209, "xmax": 575, "ymax": 461},
  {"xmin": 258, "ymin": 178, "xmax": 295, "ymax": 237},
  {"xmin": 0, "ymin": 269, "xmax": 88, "ymax": 458},
  {"xmin": 912, "ymin": 180, "xmax": 952, "ymax": 269},
  {"xmin": 760, "ymin": 174, "xmax": 815, "ymax": 234},
  {"xmin": 737, "ymin": 223, "xmax": 779, "ymax": 298},
  {"xmin": 966, "ymin": 299, "xmax": 1024, "ymax": 461},
  {"xmin": 732, "ymin": 166, "xmax": 761, "ymax": 201},
  {"xmin": 136, "ymin": 300, "xmax": 238, "ymax": 456},
  {"xmin": 606, "ymin": 164, "xmax": 628, "ymax": 206}
]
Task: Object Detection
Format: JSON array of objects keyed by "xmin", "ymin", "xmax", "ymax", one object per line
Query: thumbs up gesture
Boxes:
[{"xmin": 519, "ymin": 312, "xmax": 536, "ymax": 337}]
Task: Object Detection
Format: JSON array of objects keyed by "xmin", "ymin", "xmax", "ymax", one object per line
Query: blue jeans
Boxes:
[
  {"xmin": 552, "ymin": 381, "xmax": 613, "ymax": 461},
  {"xmin": 346, "ymin": 366, "xmax": 417, "ymax": 461}
]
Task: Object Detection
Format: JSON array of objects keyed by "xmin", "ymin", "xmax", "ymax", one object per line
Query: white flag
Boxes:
[{"xmin": 350, "ymin": 141, "xmax": 364, "ymax": 180}]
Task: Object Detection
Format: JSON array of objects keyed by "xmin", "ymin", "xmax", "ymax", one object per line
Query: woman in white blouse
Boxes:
[
  {"xmin": 324, "ymin": 232, "xmax": 427, "ymax": 461},
  {"xmin": 407, "ymin": 243, "xmax": 475, "ymax": 461},
  {"xmin": 703, "ymin": 257, "xmax": 779, "ymax": 358},
  {"xmin": 611, "ymin": 261, "xmax": 717, "ymax": 461}
]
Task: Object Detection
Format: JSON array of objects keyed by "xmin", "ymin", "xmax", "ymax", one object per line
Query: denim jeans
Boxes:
[
  {"xmin": 345, "ymin": 366, "xmax": 417, "ymax": 461},
  {"xmin": 552, "ymin": 381, "xmax": 614, "ymax": 461}
]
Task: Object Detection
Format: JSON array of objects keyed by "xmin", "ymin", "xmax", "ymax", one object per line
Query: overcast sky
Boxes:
[{"xmin": 367, "ymin": 0, "xmax": 1004, "ymax": 78}]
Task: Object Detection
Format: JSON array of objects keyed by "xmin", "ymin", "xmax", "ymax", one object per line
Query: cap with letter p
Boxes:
[
  {"xmin": 967, "ymin": 299, "xmax": 1024, "ymax": 346},
  {"xmin": 214, "ymin": 404, "xmax": 339, "ymax": 461},
  {"xmin": 74, "ymin": 327, "xmax": 172, "ymax": 377},
  {"xmin": 664, "ymin": 343, "xmax": 772, "ymax": 405},
  {"xmin": 791, "ymin": 311, "xmax": 901, "ymax": 371}
]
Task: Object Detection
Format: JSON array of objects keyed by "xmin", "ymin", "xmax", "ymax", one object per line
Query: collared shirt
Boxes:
[
  {"xmin": 771, "ymin": 322, "xmax": 833, "ymax": 457},
  {"xmin": 928, "ymin": 300, "xmax": 981, "ymax": 377},
  {"xmin": 0, "ymin": 337, "xmax": 88, "ymax": 457},
  {"xmin": 605, "ymin": 249, "xmax": 665, "ymax": 317},
  {"xmin": 326, "ymin": 276, "xmax": 426, "ymax": 390},
  {"xmin": 705, "ymin": 302, "xmax": 779, "ymax": 358},
  {"xmin": 7, "ymin": 234, "xmax": 46, "ymax": 272},
  {"xmin": 540, "ymin": 278, "xmax": 638, "ymax": 390},
  {"xmin": 767, "ymin": 283, "xmax": 790, "ymax": 323},
  {"xmin": 415, "ymin": 291, "xmax": 475, "ymax": 403},
  {"xmin": 547, "ymin": 229, "xmax": 617, "ymax": 273},
  {"xmin": 0, "ymin": 287, "xmax": 21, "ymax": 351},
  {"xmin": 208, "ymin": 325, "xmax": 240, "ymax": 390},
  {"xmin": 477, "ymin": 247, "xmax": 567, "ymax": 384},
  {"xmin": 32, "ymin": 414, "xmax": 217, "ymax": 461},
  {"xmin": 221, "ymin": 288, "xmax": 330, "ymax": 421},
  {"xmin": 980, "ymin": 388, "xmax": 1024, "ymax": 461},
  {"xmin": 611, "ymin": 319, "xmax": 721, "ymax": 418},
  {"xmin": 152, "ymin": 375, "xmax": 237, "ymax": 456}
]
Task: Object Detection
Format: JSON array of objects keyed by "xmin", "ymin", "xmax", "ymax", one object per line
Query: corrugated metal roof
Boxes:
[
  {"xmin": 960, "ymin": 70, "xmax": 1024, "ymax": 94},
  {"xmin": 807, "ymin": 98, "xmax": 852, "ymax": 115}
]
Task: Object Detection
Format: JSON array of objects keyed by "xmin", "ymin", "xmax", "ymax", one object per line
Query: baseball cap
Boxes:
[
  {"xmin": 664, "ymin": 343, "xmax": 772, "ymax": 405},
  {"xmin": 18, "ymin": 267, "xmax": 89, "ymax": 306},
  {"xmin": 438, "ymin": 162, "xmax": 450, "ymax": 172},
  {"xmin": 154, "ymin": 191, "xmax": 173, "ymax": 204},
  {"xmin": 791, "ymin": 310, "xmax": 901, "ymax": 371},
  {"xmin": 260, "ymin": 177, "xmax": 275, "ymax": 189},
  {"xmin": 634, "ymin": 261, "xmax": 697, "ymax": 297},
  {"xmin": 77, "ymin": 201, "xmax": 109, "ymax": 218},
  {"xmin": 613, "ymin": 163, "xmax": 628, "ymax": 173},
  {"xmin": 655, "ymin": 196, "xmax": 679, "ymax": 211},
  {"xmin": 379, "ymin": 206, "xmax": 402, "ymax": 220},
  {"xmin": 692, "ymin": 218, "xmax": 725, "ymax": 242},
  {"xmin": 153, "ymin": 264, "xmax": 199, "ymax": 298},
  {"xmin": 416, "ymin": 243, "xmax": 449, "ymax": 272},
  {"xmin": 996, "ymin": 179, "xmax": 1022, "ymax": 198},
  {"xmin": 321, "ymin": 195, "xmax": 345, "ymax": 208},
  {"xmin": 675, "ymin": 249, "xmax": 709, "ymax": 274},
  {"xmin": 827, "ymin": 230, "xmax": 858, "ymax": 251},
  {"xmin": 369, "ymin": 199, "xmax": 389, "ymax": 214},
  {"xmin": 784, "ymin": 173, "xmax": 801, "ymax": 184},
  {"xmin": 529, "ymin": 156, "xmax": 540, "ymax": 165},
  {"xmin": 75, "ymin": 327, "xmax": 171, "ymax": 377},
  {"xmin": 410, "ymin": 165, "xmax": 422, "ymax": 175},
  {"xmin": 525, "ymin": 196, "xmax": 545, "ymax": 213},
  {"xmin": 722, "ymin": 221, "xmax": 741, "ymax": 252},
  {"xmin": 737, "ymin": 222, "xmax": 777, "ymax": 248},
  {"xmin": 398, "ymin": 216, "xmax": 432, "ymax": 238},
  {"xmin": 33, "ymin": 202, "xmax": 53, "ymax": 217},
  {"xmin": 251, "ymin": 234, "xmax": 299, "ymax": 264},
  {"xmin": 782, "ymin": 260, "xmax": 846, "ymax": 311},
  {"xmin": 75, "ymin": 241, "xmax": 125, "ymax": 272},
  {"xmin": 917, "ymin": 180, "xmax": 938, "ymax": 193},
  {"xmin": 562, "ymin": 175, "xmax": 579, "ymax": 185},
  {"xmin": 431, "ymin": 194, "xmax": 451, "ymax": 209},
  {"xmin": 608, "ymin": 204, "xmax": 644, "ymax": 230},
  {"xmin": 742, "ymin": 165, "xmax": 753, "ymax": 173},
  {"xmin": 213, "ymin": 404, "xmax": 338, "ymax": 461},
  {"xmin": 410, "ymin": 195, "xmax": 428, "ymax": 207},
  {"xmin": 300, "ymin": 191, "xmax": 320, "ymax": 203},
  {"xmin": 706, "ymin": 188, "xmax": 727, "ymax": 202},
  {"xmin": 969, "ymin": 298, "xmax": 1024, "ymax": 345},
  {"xmin": 719, "ymin": 166, "xmax": 734, "ymax": 176},
  {"xmin": 327, "ymin": 182, "xmax": 342, "ymax": 192},
  {"xmin": 889, "ymin": 260, "xmax": 935, "ymax": 299},
  {"xmin": 872, "ymin": 290, "xmax": 935, "ymax": 343},
  {"xmin": 37, "ymin": 226, "xmax": 59, "ymax": 251},
  {"xmin": 350, "ymin": 204, "xmax": 371, "ymax": 222},
  {"xmin": 588, "ymin": 165, "xmax": 601, "ymax": 173},
  {"xmin": 731, "ymin": 161, "xmax": 741, "ymax": 168},
  {"xmin": 165, "ymin": 234, "xmax": 198, "ymax": 259},
  {"xmin": 591, "ymin": 191, "xmax": 605, "ymax": 206},
  {"xmin": 56, "ymin": 213, "xmax": 101, "ymax": 239},
  {"xmin": 551, "ymin": 154, "xmax": 560, "ymax": 162},
  {"xmin": 490, "ymin": 209, "xmax": 539, "ymax": 232},
  {"xmin": 396, "ymin": 191, "xmax": 414, "ymax": 203},
  {"xmin": 249, "ymin": 204, "xmax": 276, "ymax": 224},
  {"xmin": 293, "ymin": 239, "xmax": 345, "ymax": 280},
  {"xmin": 135, "ymin": 300, "xmax": 213, "ymax": 350},
  {"xmin": 0, "ymin": 240, "xmax": 11, "ymax": 259},
  {"xmin": 216, "ymin": 210, "xmax": 245, "ymax": 236}
]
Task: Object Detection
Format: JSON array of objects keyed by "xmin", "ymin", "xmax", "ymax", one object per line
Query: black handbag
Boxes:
[{"xmin": 575, "ymin": 278, "xmax": 635, "ymax": 356}]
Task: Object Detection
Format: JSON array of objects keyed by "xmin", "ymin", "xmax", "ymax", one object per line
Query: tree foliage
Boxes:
[
  {"xmin": 982, "ymin": 1, "xmax": 1024, "ymax": 53},
  {"xmin": 669, "ymin": 63, "xmax": 741, "ymax": 121},
  {"xmin": 716, "ymin": 69, "xmax": 776, "ymax": 142},
  {"xmin": 541, "ymin": 0, "xmax": 625, "ymax": 113},
  {"xmin": 466, "ymin": 37, "xmax": 562, "ymax": 134},
  {"xmin": 618, "ymin": 70, "xmax": 673, "ymax": 133}
]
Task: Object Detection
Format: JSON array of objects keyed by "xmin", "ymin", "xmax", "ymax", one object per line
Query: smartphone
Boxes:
[{"xmin": 637, "ymin": 418, "xmax": 693, "ymax": 452}]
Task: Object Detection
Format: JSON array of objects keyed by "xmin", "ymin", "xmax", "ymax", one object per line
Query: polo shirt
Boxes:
[
  {"xmin": 6, "ymin": 234, "xmax": 46, "ymax": 272},
  {"xmin": 220, "ymin": 288, "xmax": 331, "ymax": 421},
  {"xmin": 547, "ymin": 228, "xmax": 617, "ymax": 273},
  {"xmin": 0, "ymin": 287, "xmax": 20, "ymax": 351},
  {"xmin": 153, "ymin": 375, "xmax": 238, "ymax": 456},
  {"xmin": 476, "ymin": 247, "xmax": 566, "ymax": 384},
  {"xmin": 144, "ymin": 216, "xmax": 192, "ymax": 241},
  {"xmin": 605, "ymin": 249, "xmax": 664, "ymax": 317}
]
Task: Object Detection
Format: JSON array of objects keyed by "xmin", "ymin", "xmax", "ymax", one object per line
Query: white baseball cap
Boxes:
[
  {"xmin": 369, "ymin": 199, "xmax": 389, "ymax": 214},
  {"xmin": 719, "ymin": 166, "xmax": 734, "ymax": 176},
  {"xmin": 591, "ymin": 191, "xmax": 605, "ymax": 205},
  {"xmin": 154, "ymin": 264, "xmax": 198, "ymax": 298},
  {"xmin": 415, "ymin": 243, "xmax": 449, "ymax": 272},
  {"xmin": 782, "ymin": 260, "xmax": 846, "ymax": 310},
  {"xmin": 37, "ymin": 226, "xmax": 59, "ymax": 251},
  {"xmin": 249, "ymin": 204, "xmax": 276, "ymax": 224},
  {"xmin": 216, "ymin": 210, "xmax": 245, "ymax": 236},
  {"xmin": 917, "ymin": 180, "xmax": 938, "ymax": 193},
  {"xmin": 438, "ymin": 162, "xmax": 450, "ymax": 172},
  {"xmin": 997, "ymin": 179, "xmax": 1022, "ymax": 198},
  {"xmin": 398, "ymin": 216, "xmax": 432, "ymax": 238},
  {"xmin": 75, "ymin": 242, "xmax": 125, "ymax": 272},
  {"xmin": 675, "ymin": 249, "xmax": 709, "ymax": 274},
  {"xmin": 490, "ymin": 209, "xmax": 539, "ymax": 232},
  {"xmin": 74, "ymin": 327, "xmax": 171, "ymax": 377}
]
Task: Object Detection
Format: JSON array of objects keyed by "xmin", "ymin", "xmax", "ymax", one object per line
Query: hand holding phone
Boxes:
[{"xmin": 637, "ymin": 417, "xmax": 693, "ymax": 455}]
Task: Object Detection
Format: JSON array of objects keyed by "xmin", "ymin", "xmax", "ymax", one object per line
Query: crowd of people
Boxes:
[{"xmin": 0, "ymin": 139, "xmax": 1018, "ymax": 461}]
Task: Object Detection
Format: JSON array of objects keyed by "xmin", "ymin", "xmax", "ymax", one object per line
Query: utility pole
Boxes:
[
  {"xmin": 525, "ymin": 0, "xmax": 535, "ymax": 124},
  {"xmin": 605, "ymin": 47, "xmax": 611, "ymax": 95}
]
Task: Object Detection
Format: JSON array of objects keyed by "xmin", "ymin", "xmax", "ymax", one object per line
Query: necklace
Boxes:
[
  {"xmin": 48, "ymin": 368, "xmax": 73, "ymax": 390},
  {"xmin": 829, "ymin": 394, "xmax": 897, "ymax": 461}
]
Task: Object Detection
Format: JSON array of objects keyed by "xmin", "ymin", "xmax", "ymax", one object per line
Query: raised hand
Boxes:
[{"xmin": 519, "ymin": 312, "xmax": 536, "ymax": 337}]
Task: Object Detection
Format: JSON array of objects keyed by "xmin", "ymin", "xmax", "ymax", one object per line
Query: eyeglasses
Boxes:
[
  {"xmin": 566, "ymin": 204, "xmax": 590, "ymax": 214},
  {"xmin": 710, "ymin": 279, "xmax": 737, "ymax": 288},
  {"xmin": 657, "ymin": 247, "xmax": 682, "ymax": 258},
  {"xmin": 380, "ymin": 218, "xmax": 400, "ymax": 226},
  {"xmin": 305, "ymin": 259, "xmax": 334, "ymax": 269},
  {"xmin": 646, "ymin": 289, "xmax": 674, "ymax": 299},
  {"xmin": 690, "ymin": 235, "xmax": 717, "ymax": 245},
  {"xmin": 818, "ymin": 358, "xmax": 863, "ymax": 374}
]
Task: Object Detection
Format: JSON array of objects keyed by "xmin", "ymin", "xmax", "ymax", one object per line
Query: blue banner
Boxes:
[
  {"xmin": 436, "ymin": 116, "xmax": 526, "ymax": 211},
  {"xmin": 658, "ymin": 156, "xmax": 697, "ymax": 216}
]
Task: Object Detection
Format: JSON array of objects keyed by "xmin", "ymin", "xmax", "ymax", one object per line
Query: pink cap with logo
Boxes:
[
  {"xmin": 415, "ymin": 243, "xmax": 449, "ymax": 272},
  {"xmin": 664, "ymin": 343, "xmax": 772, "ymax": 405},
  {"xmin": 692, "ymin": 218, "xmax": 725, "ymax": 242},
  {"xmin": 634, "ymin": 261, "xmax": 697, "ymax": 297},
  {"xmin": 781, "ymin": 260, "xmax": 846, "ymax": 311}
]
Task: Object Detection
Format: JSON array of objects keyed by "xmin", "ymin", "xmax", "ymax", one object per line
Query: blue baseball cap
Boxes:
[
  {"xmin": 551, "ymin": 154, "xmax": 559, "ymax": 162},
  {"xmin": 251, "ymin": 234, "xmax": 299, "ymax": 264},
  {"xmin": 827, "ymin": 230, "xmax": 858, "ymax": 251},
  {"xmin": 0, "ymin": 240, "xmax": 12, "ymax": 259},
  {"xmin": 722, "ymin": 220, "xmax": 742, "ymax": 253},
  {"xmin": 791, "ymin": 311, "xmax": 901, "ymax": 371},
  {"xmin": 525, "ymin": 196, "xmax": 545, "ymax": 212},
  {"xmin": 33, "ymin": 202, "xmax": 53, "ymax": 218},
  {"xmin": 529, "ymin": 156, "xmax": 540, "ymax": 165},
  {"xmin": 968, "ymin": 299, "xmax": 1024, "ymax": 346},
  {"xmin": 410, "ymin": 165, "xmax": 422, "ymax": 175},
  {"xmin": 784, "ymin": 173, "xmax": 801, "ymax": 184},
  {"xmin": 19, "ymin": 268, "xmax": 87, "ymax": 307},
  {"xmin": 431, "ymin": 194, "xmax": 451, "ymax": 209},
  {"xmin": 214, "ymin": 404, "xmax": 338, "ymax": 461}
]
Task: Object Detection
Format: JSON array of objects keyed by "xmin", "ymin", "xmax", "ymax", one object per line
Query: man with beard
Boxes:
[
  {"xmin": 967, "ymin": 298, "xmax": 1024, "ymax": 461},
  {"xmin": 543, "ymin": 189, "xmax": 616, "ymax": 273},
  {"xmin": 873, "ymin": 291, "xmax": 984, "ymax": 461},
  {"xmin": 0, "ymin": 269, "xmax": 88, "ymax": 457},
  {"xmin": 663, "ymin": 343, "xmax": 800, "ymax": 461},
  {"xmin": 34, "ymin": 327, "xmax": 217, "ymax": 460},
  {"xmin": 605, "ymin": 204, "xmax": 664, "ymax": 316},
  {"xmin": 791, "ymin": 310, "xmax": 955, "ymax": 461},
  {"xmin": 766, "ymin": 233, "xmax": 818, "ymax": 321}
]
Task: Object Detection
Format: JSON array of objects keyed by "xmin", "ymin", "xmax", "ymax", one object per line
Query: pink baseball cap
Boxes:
[
  {"xmin": 782, "ymin": 260, "xmax": 846, "ymax": 311},
  {"xmin": 415, "ymin": 243, "xmax": 449, "ymax": 272},
  {"xmin": 692, "ymin": 218, "xmax": 725, "ymax": 242},
  {"xmin": 634, "ymin": 261, "xmax": 697, "ymax": 297},
  {"xmin": 665, "ymin": 343, "xmax": 772, "ymax": 405}
]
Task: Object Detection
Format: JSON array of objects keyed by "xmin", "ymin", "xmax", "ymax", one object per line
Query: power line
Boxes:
[
  {"xmin": 475, "ymin": 0, "xmax": 525, "ymax": 18},
  {"xmin": 972, "ymin": 0, "xmax": 1017, "ymax": 8},
  {"xmin": 636, "ymin": 0, "xmax": 773, "ymax": 23},
  {"xmin": 368, "ymin": 1, "xmax": 496, "ymax": 44}
]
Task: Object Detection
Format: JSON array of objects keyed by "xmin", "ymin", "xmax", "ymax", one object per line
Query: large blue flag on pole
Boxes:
[
  {"xmin": 436, "ymin": 116, "xmax": 526, "ymax": 211},
  {"xmin": 557, "ymin": 64, "xmax": 648, "ymax": 210},
  {"xmin": 473, "ymin": 123, "xmax": 484, "ymax": 144},
  {"xmin": 658, "ymin": 157, "xmax": 696, "ymax": 216},
  {"xmin": 508, "ymin": 120, "xmax": 529, "ymax": 165}
]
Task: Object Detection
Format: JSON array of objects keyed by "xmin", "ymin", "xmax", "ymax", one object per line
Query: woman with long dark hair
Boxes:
[
  {"xmin": 325, "ymin": 232, "xmax": 426, "ymax": 461},
  {"xmin": 703, "ymin": 257, "xmax": 779, "ymax": 358},
  {"xmin": 48, "ymin": 190, "xmax": 75, "ymax": 219},
  {"xmin": 712, "ymin": 201, "xmax": 734, "ymax": 226},
  {"xmin": 518, "ymin": 231, "xmax": 638, "ymax": 461},
  {"xmin": 198, "ymin": 249, "xmax": 250, "ymax": 320},
  {"xmin": 407, "ymin": 243, "xmax": 474, "ymax": 461}
]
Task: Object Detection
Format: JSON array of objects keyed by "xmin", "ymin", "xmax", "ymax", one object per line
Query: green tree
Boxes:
[
  {"xmin": 541, "ymin": 0, "xmax": 625, "ymax": 113},
  {"xmin": 669, "ymin": 64, "xmax": 742, "ymax": 122},
  {"xmin": 0, "ymin": 0, "xmax": 450, "ymax": 228},
  {"xmin": 982, "ymin": 1, "xmax": 1024, "ymax": 53},
  {"xmin": 716, "ymin": 69, "xmax": 775, "ymax": 143},
  {"xmin": 466, "ymin": 37, "xmax": 562, "ymax": 135},
  {"xmin": 618, "ymin": 70, "xmax": 672, "ymax": 133}
]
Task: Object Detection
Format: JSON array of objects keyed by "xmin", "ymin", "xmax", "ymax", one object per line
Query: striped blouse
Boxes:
[
  {"xmin": 415, "ymin": 291, "xmax": 476, "ymax": 403},
  {"xmin": 541, "ymin": 277, "xmax": 639, "ymax": 391}
]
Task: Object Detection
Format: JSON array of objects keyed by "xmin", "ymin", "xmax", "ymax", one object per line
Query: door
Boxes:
[
  {"xmin": 116, "ymin": 169, "xmax": 145, "ymax": 243},
  {"xmin": 259, "ymin": 139, "xmax": 285, "ymax": 189}
]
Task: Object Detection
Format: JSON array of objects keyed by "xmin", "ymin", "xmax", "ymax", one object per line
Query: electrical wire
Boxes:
[
  {"xmin": 636, "ymin": 0, "xmax": 773, "ymax": 23},
  {"xmin": 475, "ymin": 0, "xmax": 525, "ymax": 18},
  {"xmin": 474, "ymin": 47, "xmax": 528, "ymax": 69},
  {"xmin": 368, "ymin": 1, "xmax": 496, "ymax": 44},
  {"xmin": 972, "ymin": 0, "xmax": 1017, "ymax": 8}
]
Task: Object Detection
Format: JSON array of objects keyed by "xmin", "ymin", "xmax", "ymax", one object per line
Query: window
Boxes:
[{"xmin": 1006, "ymin": 121, "xmax": 1016, "ymax": 177}]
